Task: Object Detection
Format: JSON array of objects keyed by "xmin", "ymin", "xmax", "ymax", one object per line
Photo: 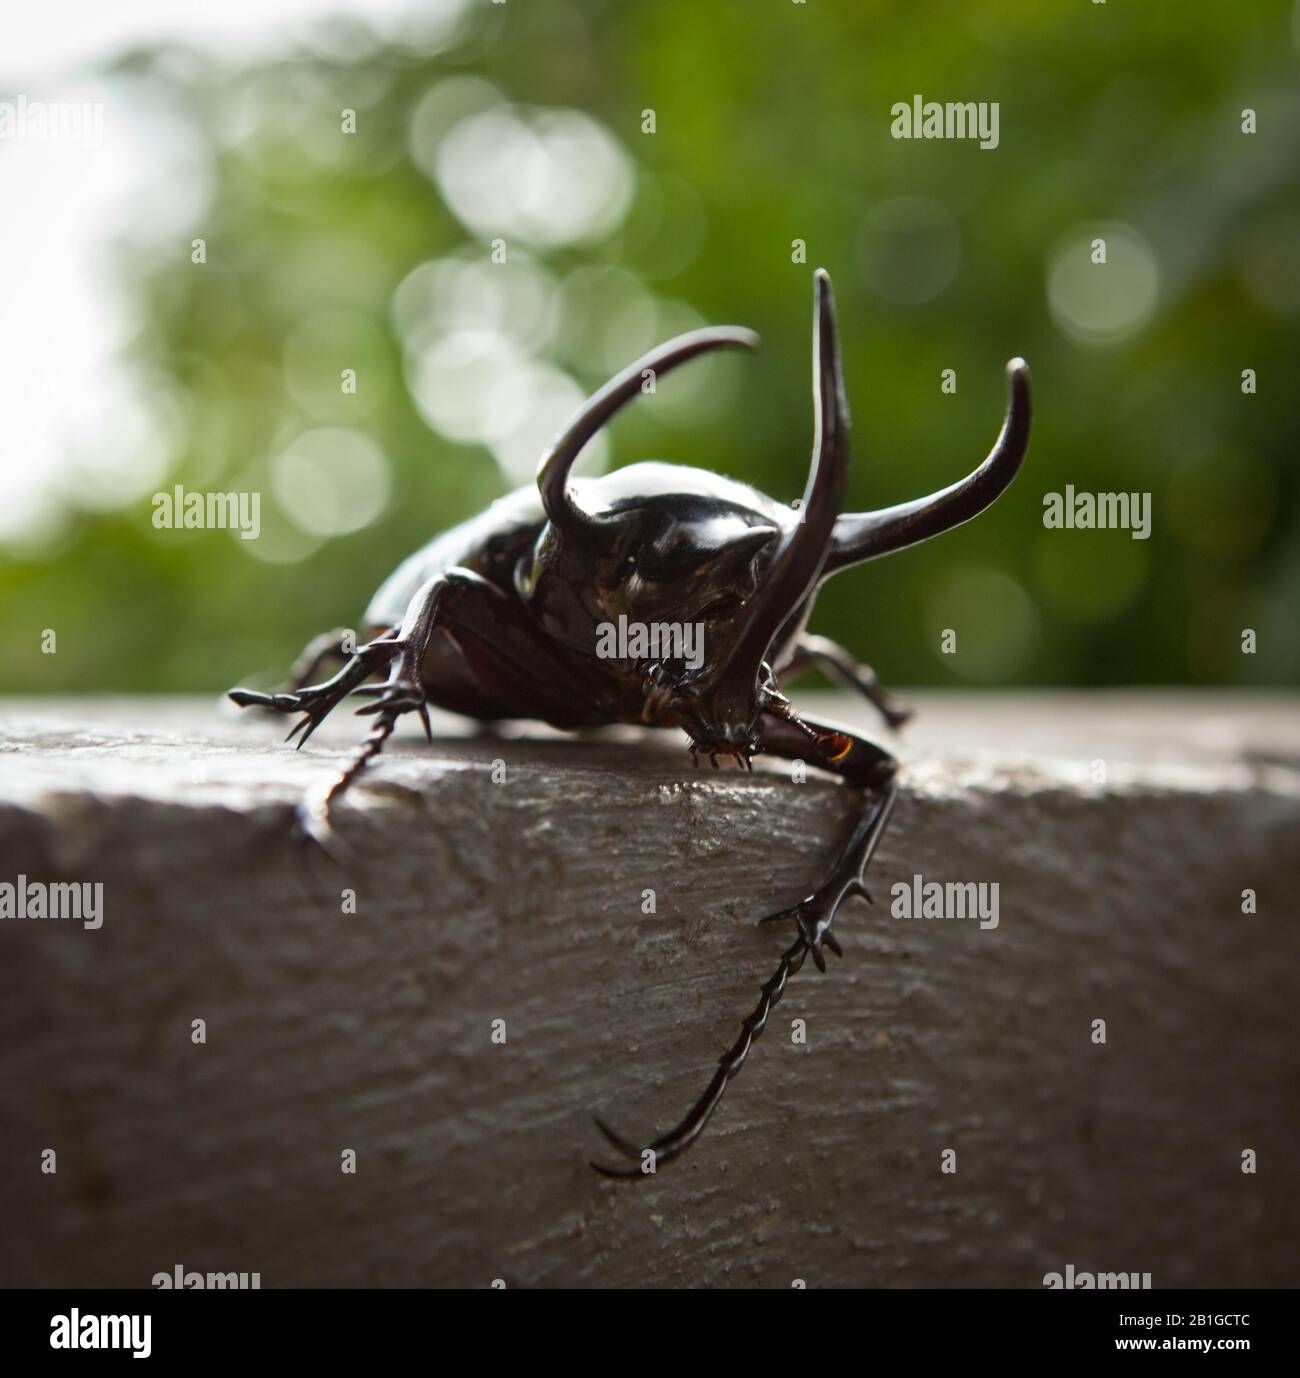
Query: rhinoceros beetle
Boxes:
[{"xmin": 230, "ymin": 269, "xmax": 1031, "ymax": 1177}]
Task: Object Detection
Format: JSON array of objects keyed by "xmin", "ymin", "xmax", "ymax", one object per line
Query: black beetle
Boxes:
[{"xmin": 230, "ymin": 269, "xmax": 1031, "ymax": 1176}]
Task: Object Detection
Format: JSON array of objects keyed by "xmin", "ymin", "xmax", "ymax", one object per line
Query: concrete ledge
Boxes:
[{"xmin": 0, "ymin": 692, "xmax": 1297, "ymax": 1287}]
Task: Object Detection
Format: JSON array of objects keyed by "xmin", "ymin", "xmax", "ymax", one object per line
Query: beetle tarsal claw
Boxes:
[
  {"xmin": 590, "ymin": 1162, "xmax": 640, "ymax": 1181},
  {"xmin": 284, "ymin": 715, "xmax": 316, "ymax": 748},
  {"xmin": 588, "ymin": 1117, "xmax": 650, "ymax": 1180},
  {"xmin": 352, "ymin": 681, "xmax": 425, "ymax": 718},
  {"xmin": 757, "ymin": 889, "xmax": 848, "ymax": 970},
  {"xmin": 593, "ymin": 1116, "xmax": 641, "ymax": 1159},
  {"xmin": 284, "ymin": 698, "xmax": 337, "ymax": 748},
  {"xmin": 229, "ymin": 688, "xmax": 302, "ymax": 712},
  {"xmin": 231, "ymin": 636, "xmax": 404, "ymax": 757}
]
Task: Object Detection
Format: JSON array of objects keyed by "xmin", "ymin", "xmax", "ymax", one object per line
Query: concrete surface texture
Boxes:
[{"xmin": 0, "ymin": 691, "xmax": 1296, "ymax": 1288}]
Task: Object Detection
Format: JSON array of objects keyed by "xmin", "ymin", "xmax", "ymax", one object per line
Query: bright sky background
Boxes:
[
  {"xmin": 0, "ymin": 0, "xmax": 430, "ymax": 546},
  {"xmin": 0, "ymin": 0, "xmax": 422, "ymax": 84}
]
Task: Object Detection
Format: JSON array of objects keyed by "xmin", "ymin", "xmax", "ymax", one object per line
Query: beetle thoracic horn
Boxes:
[
  {"xmin": 819, "ymin": 358, "xmax": 1031, "ymax": 575},
  {"xmin": 536, "ymin": 326, "xmax": 760, "ymax": 538},
  {"xmin": 719, "ymin": 268, "xmax": 849, "ymax": 679}
]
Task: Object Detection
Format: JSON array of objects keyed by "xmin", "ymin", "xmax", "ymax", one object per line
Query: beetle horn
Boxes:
[
  {"xmin": 536, "ymin": 326, "xmax": 760, "ymax": 538},
  {"xmin": 820, "ymin": 358, "xmax": 1031, "ymax": 575},
  {"xmin": 719, "ymin": 268, "xmax": 849, "ymax": 678}
]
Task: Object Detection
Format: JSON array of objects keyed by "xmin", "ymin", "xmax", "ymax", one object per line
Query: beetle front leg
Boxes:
[
  {"xmin": 778, "ymin": 634, "xmax": 912, "ymax": 730},
  {"xmin": 591, "ymin": 710, "xmax": 897, "ymax": 1177},
  {"xmin": 753, "ymin": 709, "xmax": 897, "ymax": 968},
  {"xmin": 229, "ymin": 633, "xmax": 401, "ymax": 746},
  {"xmin": 295, "ymin": 569, "xmax": 481, "ymax": 842},
  {"xmin": 297, "ymin": 565, "xmax": 598, "ymax": 847}
]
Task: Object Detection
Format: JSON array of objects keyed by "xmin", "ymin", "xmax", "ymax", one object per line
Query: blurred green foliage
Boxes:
[{"xmin": 3, "ymin": 0, "xmax": 1297, "ymax": 692}]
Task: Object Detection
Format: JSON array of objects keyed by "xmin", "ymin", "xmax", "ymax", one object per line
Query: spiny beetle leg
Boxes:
[
  {"xmin": 754, "ymin": 709, "xmax": 898, "ymax": 966},
  {"xmin": 352, "ymin": 680, "xmax": 432, "ymax": 741},
  {"xmin": 591, "ymin": 709, "xmax": 898, "ymax": 1178},
  {"xmin": 754, "ymin": 788, "xmax": 893, "ymax": 971},
  {"xmin": 229, "ymin": 637, "xmax": 401, "ymax": 748},
  {"xmin": 590, "ymin": 934, "xmax": 811, "ymax": 1178},
  {"xmin": 778, "ymin": 633, "xmax": 914, "ymax": 731},
  {"xmin": 296, "ymin": 571, "xmax": 473, "ymax": 834},
  {"xmin": 295, "ymin": 566, "xmax": 611, "ymax": 843}
]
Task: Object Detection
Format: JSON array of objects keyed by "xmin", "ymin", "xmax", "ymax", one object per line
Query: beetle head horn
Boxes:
[
  {"xmin": 536, "ymin": 326, "xmax": 760, "ymax": 540},
  {"xmin": 820, "ymin": 358, "xmax": 1031, "ymax": 574},
  {"xmin": 712, "ymin": 268, "xmax": 849, "ymax": 691}
]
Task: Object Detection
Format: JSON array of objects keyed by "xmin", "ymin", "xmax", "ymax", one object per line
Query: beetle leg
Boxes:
[
  {"xmin": 288, "ymin": 627, "xmax": 358, "ymax": 690},
  {"xmin": 778, "ymin": 634, "xmax": 912, "ymax": 730},
  {"xmin": 294, "ymin": 700, "xmax": 409, "ymax": 854},
  {"xmin": 592, "ymin": 929, "xmax": 813, "ymax": 1178},
  {"xmin": 751, "ymin": 710, "xmax": 897, "ymax": 970},
  {"xmin": 229, "ymin": 633, "xmax": 401, "ymax": 747},
  {"xmin": 297, "ymin": 566, "xmax": 550, "ymax": 842},
  {"xmin": 231, "ymin": 627, "xmax": 392, "ymax": 728},
  {"xmin": 591, "ymin": 710, "xmax": 896, "ymax": 1178},
  {"xmin": 292, "ymin": 572, "xmax": 459, "ymax": 843}
]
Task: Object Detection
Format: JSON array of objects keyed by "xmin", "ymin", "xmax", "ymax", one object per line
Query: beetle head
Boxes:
[
  {"xmin": 531, "ymin": 267, "xmax": 1032, "ymax": 754},
  {"xmin": 529, "ymin": 484, "xmax": 776, "ymax": 627},
  {"xmin": 530, "ymin": 271, "xmax": 849, "ymax": 754}
]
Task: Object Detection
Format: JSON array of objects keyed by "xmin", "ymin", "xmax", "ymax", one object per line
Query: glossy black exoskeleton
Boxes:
[{"xmin": 230, "ymin": 270, "xmax": 1031, "ymax": 1176}]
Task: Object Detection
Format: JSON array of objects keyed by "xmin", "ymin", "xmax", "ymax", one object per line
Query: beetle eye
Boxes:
[{"xmin": 704, "ymin": 596, "xmax": 741, "ymax": 621}]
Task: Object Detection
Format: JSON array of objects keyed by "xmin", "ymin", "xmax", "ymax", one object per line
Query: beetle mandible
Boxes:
[{"xmin": 230, "ymin": 269, "xmax": 1031, "ymax": 1176}]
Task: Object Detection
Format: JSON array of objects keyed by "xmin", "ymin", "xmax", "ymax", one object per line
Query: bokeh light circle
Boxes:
[
  {"xmin": 1047, "ymin": 222, "xmax": 1159, "ymax": 347},
  {"xmin": 271, "ymin": 427, "xmax": 391, "ymax": 537}
]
